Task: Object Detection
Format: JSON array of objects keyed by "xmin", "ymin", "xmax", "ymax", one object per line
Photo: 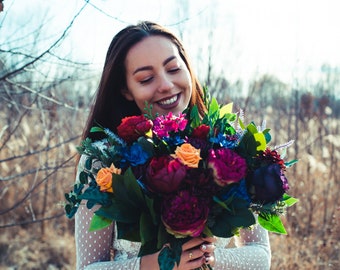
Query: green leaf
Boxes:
[
  {"xmin": 85, "ymin": 157, "xmax": 93, "ymax": 170},
  {"xmin": 258, "ymin": 213, "xmax": 287, "ymax": 234},
  {"xmin": 189, "ymin": 105, "xmax": 201, "ymax": 127},
  {"xmin": 219, "ymin": 102, "xmax": 233, "ymax": 117},
  {"xmin": 79, "ymin": 171, "xmax": 88, "ymax": 184},
  {"xmin": 116, "ymin": 221, "xmax": 141, "ymax": 241},
  {"xmin": 282, "ymin": 194, "xmax": 299, "ymax": 207},
  {"xmin": 210, "ymin": 198, "xmax": 256, "ymax": 238},
  {"xmin": 238, "ymin": 118, "xmax": 246, "ymax": 130},
  {"xmin": 253, "ymin": 132, "xmax": 267, "ymax": 151},
  {"xmin": 247, "ymin": 123, "xmax": 258, "ymax": 134},
  {"xmin": 140, "ymin": 211, "xmax": 157, "ymax": 245},
  {"xmin": 90, "ymin": 126, "xmax": 104, "ymax": 133},
  {"xmin": 285, "ymin": 159, "xmax": 299, "ymax": 167},
  {"xmin": 158, "ymin": 246, "xmax": 176, "ymax": 270},
  {"xmin": 89, "ymin": 213, "xmax": 112, "ymax": 231},
  {"xmin": 208, "ymin": 98, "xmax": 219, "ymax": 116}
]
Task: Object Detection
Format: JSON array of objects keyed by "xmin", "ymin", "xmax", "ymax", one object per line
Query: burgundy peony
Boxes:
[
  {"xmin": 145, "ymin": 156, "xmax": 187, "ymax": 194},
  {"xmin": 117, "ymin": 115, "xmax": 153, "ymax": 143},
  {"xmin": 247, "ymin": 164, "xmax": 289, "ymax": 204},
  {"xmin": 161, "ymin": 190, "xmax": 209, "ymax": 237},
  {"xmin": 207, "ymin": 148, "xmax": 247, "ymax": 187}
]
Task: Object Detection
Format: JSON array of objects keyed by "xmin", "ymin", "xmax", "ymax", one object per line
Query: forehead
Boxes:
[{"xmin": 125, "ymin": 36, "xmax": 180, "ymax": 70}]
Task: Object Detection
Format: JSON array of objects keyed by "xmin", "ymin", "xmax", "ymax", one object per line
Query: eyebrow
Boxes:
[{"xmin": 132, "ymin": 56, "xmax": 177, "ymax": 75}]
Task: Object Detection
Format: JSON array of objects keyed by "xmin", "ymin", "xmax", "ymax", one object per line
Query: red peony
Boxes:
[
  {"xmin": 207, "ymin": 148, "xmax": 247, "ymax": 187},
  {"xmin": 161, "ymin": 190, "xmax": 209, "ymax": 238},
  {"xmin": 145, "ymin": 156, "xmax": 187, "ymax": 194},
  {"xmin": 117, "ymin": 115, "xmax": 153, "ymax": 143}
]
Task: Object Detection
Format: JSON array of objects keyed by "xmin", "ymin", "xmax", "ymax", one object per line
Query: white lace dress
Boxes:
[{"xmin": 75, "ymin": 155, "xmax": 271, "ymax": 270}]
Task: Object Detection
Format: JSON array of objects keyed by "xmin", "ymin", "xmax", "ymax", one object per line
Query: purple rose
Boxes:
[
  {"xmin": 161, "ymin": 190, "xmax": 209, "ymax": 237},
  {"xmin": 145, "ymin": 156, "xmax": 186, "ymax": 194},
  {"xmin": 207, "ymin": 148, "xmax": 247, "ymax": 187},
  {"xmin": 247, "ymin": 164, "xmax": 289, "ymax": 204}
]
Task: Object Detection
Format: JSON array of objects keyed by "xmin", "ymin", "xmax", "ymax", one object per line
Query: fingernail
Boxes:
[{"xmin": 201, "ymin": 244, "xmax": 207, "ymax": 251}]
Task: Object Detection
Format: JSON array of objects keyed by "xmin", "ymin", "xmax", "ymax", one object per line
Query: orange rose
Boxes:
[
  {"xmin": 171, "ymin": 143, "xmax": 201, "ymax": 168},
  {"xmin": 96, "ymin": 164, "xmax": 121, "ymax": 193}
]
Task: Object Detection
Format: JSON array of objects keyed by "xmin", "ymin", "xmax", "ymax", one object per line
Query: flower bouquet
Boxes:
[{"xmin": 65, "ymin": 88, "xmax": 298, "ymax": 269}]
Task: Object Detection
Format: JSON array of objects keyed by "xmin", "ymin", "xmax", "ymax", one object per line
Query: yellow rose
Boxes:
[
  {"xmin": 171, "ymin": 143, "xmax": 201, "ymax": 168},
  {"xmin": 96, "ymin": 164, "xmax": 121, "ymax": 193}
]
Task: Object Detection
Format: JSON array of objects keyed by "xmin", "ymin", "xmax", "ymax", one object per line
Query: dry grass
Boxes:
[{"xmin": 0, "ymin": 96, "xmax": 339, "ymax": 269}]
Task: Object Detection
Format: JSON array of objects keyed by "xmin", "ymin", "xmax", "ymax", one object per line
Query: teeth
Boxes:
[{"xmin": 159, "ymin": 95, "xmax": 178, "ymax": 105}]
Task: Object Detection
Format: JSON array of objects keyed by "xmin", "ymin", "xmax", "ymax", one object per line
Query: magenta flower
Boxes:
[
  {"xmin": 207, "ymin": 148, "xmax": 247, "ymax": 187},
  {"xmin": 145, "ymin": 156, "xmax": 187, "ymax": 194},
  {"xmin": 152, "ymin": 112, "xmax": 188, "ymax": 138},
  {"xmin": 161, "ymin": 190, "xmax": 209, "ymax": 237}
]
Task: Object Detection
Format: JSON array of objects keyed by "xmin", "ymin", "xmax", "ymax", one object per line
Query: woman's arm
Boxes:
[
  {"xmin": 75, "ymin": 205, "xmax": 142, "ymax": 270},
  {"xmin": 75, "ymin": 155, "xmax": 142, "ymax": 269},
  {"xmin": 213, "ymin": 224, "xmax": 271, "ymax": 270}
]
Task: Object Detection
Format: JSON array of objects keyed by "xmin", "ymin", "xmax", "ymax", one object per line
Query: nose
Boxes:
[{"xmin": 157, "ymin": 73, "xmax": 174, "ymax": 92}]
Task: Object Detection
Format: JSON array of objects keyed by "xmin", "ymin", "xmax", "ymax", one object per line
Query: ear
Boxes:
[{"xmin": 121, "ymin": 88, "xmax": 134, "ymax": 101}]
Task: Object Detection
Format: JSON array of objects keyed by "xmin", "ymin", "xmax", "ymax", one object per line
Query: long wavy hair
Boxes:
[{"xmin": 82, "ymin": 21, "xmax": 206, "ymax": 142}]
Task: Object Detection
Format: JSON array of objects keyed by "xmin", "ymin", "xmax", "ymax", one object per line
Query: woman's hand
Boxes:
[
  {"xmin": 140, "ymin": 236, "xmax": 216, "ymax": 270},
  {"xmin": 175, "ymin": 236, "xmax": 216, "ymax": 270}
]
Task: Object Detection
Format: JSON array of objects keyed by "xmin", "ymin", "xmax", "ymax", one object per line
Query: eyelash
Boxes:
[{"xmin": 139, "ymin": 67, "xmax": 181, "ymax": 84}]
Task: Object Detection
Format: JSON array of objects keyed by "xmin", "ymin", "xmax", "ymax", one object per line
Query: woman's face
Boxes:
[{"xmin": 123, "ymin": 36, "xmax": 192, "ymax": 116}]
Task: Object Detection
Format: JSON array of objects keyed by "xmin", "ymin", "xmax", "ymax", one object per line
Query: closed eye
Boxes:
[
  {"xmin": 168, "ymin": 67, "xmax": 181, "ymax": 73},
  {"xmin": 140, "ymin": 76, "xmax": 153, "ymax": 84}
]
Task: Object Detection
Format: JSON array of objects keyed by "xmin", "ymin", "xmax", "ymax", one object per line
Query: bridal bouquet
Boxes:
[{"xmin": 65, "ymin": 89, "xmax": 297, "ymax": 269}]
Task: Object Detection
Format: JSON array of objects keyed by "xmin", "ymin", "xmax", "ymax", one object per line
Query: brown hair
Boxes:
[{"xmin": 82, "ymin": 21, "xmax": 206, "ymax": 142}]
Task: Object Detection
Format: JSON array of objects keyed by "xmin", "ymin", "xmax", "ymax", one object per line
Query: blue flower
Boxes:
[
  {"xmin": 120, "ymin": 143, "xmax": 151, "ymax": 167},
  {"xmin": 210, "ymin": 133, "xmax": 238, "ymax": 149},
  {"xmin": 163, "ymin": 135, "xmax": 185, "ymax": 146},
  {"xmin": 220, "ymin": 179, "xmax": 251, "ymax": 203}
]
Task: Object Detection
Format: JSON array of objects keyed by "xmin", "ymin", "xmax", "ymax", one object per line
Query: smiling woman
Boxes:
[{"xmin": 71, "ymin": 20, "xmax": 272, "ymax": 270}]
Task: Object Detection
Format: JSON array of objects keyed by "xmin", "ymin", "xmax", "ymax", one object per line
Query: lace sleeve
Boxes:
[
  {"xmin": 214, "ymin": 223, "xmax": 271, "ymax": 269},
  {"xmin": 75, "ymin": 155, "xmax": 141, "ymax": 270}
]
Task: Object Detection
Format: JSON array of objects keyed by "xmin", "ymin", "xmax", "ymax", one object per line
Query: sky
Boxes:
[{"xmin": 1, "ymin": 0, "xmax": 340, "ymax": 86}]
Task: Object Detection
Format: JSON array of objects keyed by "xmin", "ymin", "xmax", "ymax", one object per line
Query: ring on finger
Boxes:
[{"xmin": 189, "ymin": 251, "xmax": 193, "ymax": 260}]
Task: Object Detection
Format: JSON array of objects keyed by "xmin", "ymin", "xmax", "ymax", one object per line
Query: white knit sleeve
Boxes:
[{"xmin": 214, "ymin": 224, "xmax": 271, "ymax": 269}]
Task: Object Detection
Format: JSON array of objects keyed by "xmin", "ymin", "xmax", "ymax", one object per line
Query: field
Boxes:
[{"xmin": 0, "ymin": 85, "xmax": 339, "ymax": 269}]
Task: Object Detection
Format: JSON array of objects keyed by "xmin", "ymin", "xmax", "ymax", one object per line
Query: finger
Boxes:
[
  {"xmin": 201, "ymin": 236, "xmax": 217, "ymax": 244},
  {"xmin": 203, "ymin": 254, "xmax": 215, "ymax": 267},
  {"xmin": 182, "ymin": 238, "xmax": 205, "ymax": 251},
  {"xmin": 186, "ymin": 249, "xmax": 204, "ymax": 262},
  {"xmin": 200, "ymin": 243, "xmax": 216, "ymax": 253}
]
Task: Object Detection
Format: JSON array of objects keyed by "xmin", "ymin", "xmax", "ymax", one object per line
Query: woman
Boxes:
[{"xmin": 75, "ymin": 21, "xmax": 271, "ymax": 270}]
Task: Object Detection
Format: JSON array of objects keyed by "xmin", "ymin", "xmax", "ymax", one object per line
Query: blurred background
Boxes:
[{"xmin": 1, "ymin": 0, "xmax": 339, "ymax": 269}]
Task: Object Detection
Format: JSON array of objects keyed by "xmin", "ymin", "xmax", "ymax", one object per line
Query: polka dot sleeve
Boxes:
[
  {"xmin": 74, "ymin": 155, "xmax": 141, "ymax": 270},
  {"xmin": 214, "ymin": 223, "xmax": 271, "ymax": 269}
]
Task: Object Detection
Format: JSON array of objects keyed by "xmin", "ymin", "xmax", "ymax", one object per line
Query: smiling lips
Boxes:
[{"xmin": 157, "ymin": 94, "xmax": 180, "ymax": 108}]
